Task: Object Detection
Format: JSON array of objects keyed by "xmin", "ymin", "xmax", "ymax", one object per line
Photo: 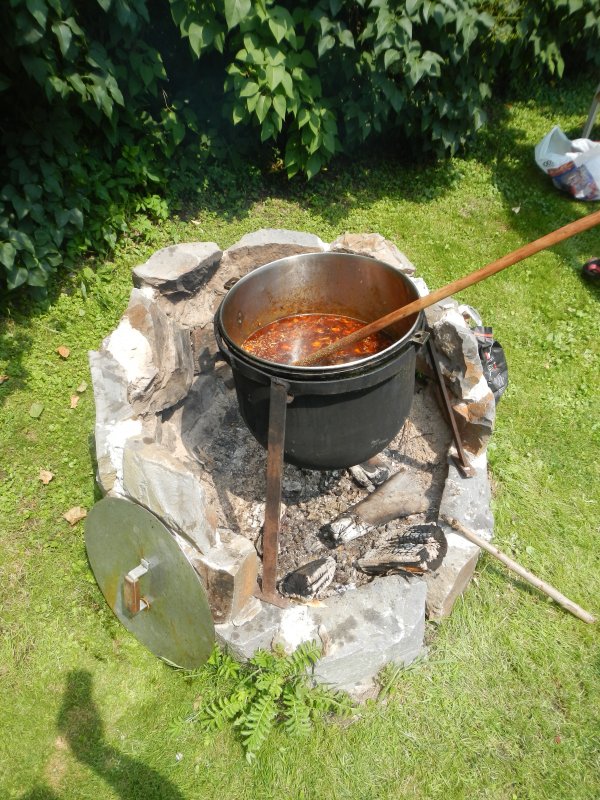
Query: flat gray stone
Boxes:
[
  {"xmin": 217, "ymin": 576, "xmax": 426, "ymax": 695},
  {"xmin": 439, "ymin": 451, "xmax": 493, "ymax": 539},
  {"xmin": 425, "ymin": 546, "xmax": 479, "ymax": 619},
  {"xmin": 220, "ymin": 228, "xmax": 327, "ymax": 273},
  {"xmin": 122, "ymin": 436, "xmax": 216, "ymax": 553},
  {"xmin": 330, "ymin": 232, "xmax": 416, "ymax": 275},
  {"xmin": 216, "ymin": 602, "xmax": 284, "ymax": 660},
  {"xmin": 425, "ymin": 451, "xmax": 493, "ymax": 618},
  {"xmin": 133, "ymin": 242, "xmax": 222, "ymax": 295},
  {"xmin": 309, "ymin": 576, "xmax": 426, "ymax": 693}
]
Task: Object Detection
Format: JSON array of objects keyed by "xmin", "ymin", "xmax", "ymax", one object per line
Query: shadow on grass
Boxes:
[{"xmin": 20, "ymin": 670, "xmax": 184, "ymax": 800}]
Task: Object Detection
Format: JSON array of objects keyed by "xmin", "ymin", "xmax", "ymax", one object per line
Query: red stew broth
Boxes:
[{"xmin": 241, "ymin": 312, "xmax": 394, "ymax": 366}]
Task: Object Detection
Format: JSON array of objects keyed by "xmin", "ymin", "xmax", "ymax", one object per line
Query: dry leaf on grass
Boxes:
[
  {"xmin": 63, "ymin": 506, "xmax": 87, "ymax": 526},
  {"xmin": 0, "ymin": 375, "xmax": 9, "ymax": 385},
  {"xmin": 56, "ymin": 346, "xmax": 70, "ymax": 359},
  {"xmin": 70, "ymin": 395, "xmax": 79, "ymax": 409},
  {"xmin": 39, "ymin": 469, "xmax": 54, "ymax": 485},
  {"xmin": 76, "ymin": 381, "xmax": 87, "ymax": 393}
]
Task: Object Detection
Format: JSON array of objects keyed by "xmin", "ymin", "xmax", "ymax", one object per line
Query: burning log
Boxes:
[
  {"xmin": 279, "ymin": 556, "xmax": 337, "ymax": 601},
  {"xmin": 322, "ymin": 468, "xmax": 430, "ymax": 545},
  {"xmin": 357, "ymin": 524, "xmax": 447, "ymax": 576}
]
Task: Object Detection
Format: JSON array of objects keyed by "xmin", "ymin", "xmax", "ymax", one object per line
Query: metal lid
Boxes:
[{"xmin": 85, "ymin": 496, "xmax": 214, "ymax": 669}]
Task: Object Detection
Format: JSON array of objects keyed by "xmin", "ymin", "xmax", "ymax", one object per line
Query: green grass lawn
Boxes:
[{"xmin": 1, "ymin": 77, "xmax": 599, "ymax": 799}]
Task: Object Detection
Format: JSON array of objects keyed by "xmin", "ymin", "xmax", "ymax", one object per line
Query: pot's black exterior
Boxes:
[
  {"xmin": 221, "ymin": 341, "xmax": 422, "ymax": 469},
  {"xmin": 213, "ymin": 252, "xmax": 425, "ymax": 470}
]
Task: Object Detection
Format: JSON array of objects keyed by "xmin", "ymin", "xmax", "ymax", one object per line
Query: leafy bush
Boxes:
[
  {"xmin": 175, "ymin": 0, "xmax": 498, "ymax": 177},
  {"xmin": 483, "ymin": 0, "xmax": 600, "ymax": 79},
  {"xmin": 2, "ymin": 0, "xmax": 600, "ymax": 296},
  {"xmin": 0, "ymin": 0, "xmax": 186, "ymax": 293}
]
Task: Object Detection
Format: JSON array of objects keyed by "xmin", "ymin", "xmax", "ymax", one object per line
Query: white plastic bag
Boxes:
[{"xmin": 534, "ymin": 126, "xmax": 600, "ymax": 201}]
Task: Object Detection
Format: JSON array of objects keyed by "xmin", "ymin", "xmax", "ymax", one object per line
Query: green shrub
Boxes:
[
  {"xmin": 2, "ymin": 0, "xmax": 600, "ymax": 296},
  {"xmin": 0, "ymin": 0, "xmax": 186, "ymax": 294}
]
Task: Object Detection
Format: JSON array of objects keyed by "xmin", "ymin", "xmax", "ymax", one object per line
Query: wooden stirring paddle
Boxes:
[{"xmin": 295, "ymin": 209, "xmax": 600, "ymax": 367}]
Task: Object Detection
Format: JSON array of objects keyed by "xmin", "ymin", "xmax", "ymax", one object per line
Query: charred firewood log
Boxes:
[
  {"xmin": 279, "ymin": 556, "xmax": 337, "ymax": 600},
  {"xmin": 357, "ymin": 523, "xmax": 447, "ymax": 576}
]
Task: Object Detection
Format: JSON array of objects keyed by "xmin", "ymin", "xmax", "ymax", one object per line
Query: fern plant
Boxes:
[{"xmin": 190, "ymin": 642, "xmax": 354, "ymax": 762}]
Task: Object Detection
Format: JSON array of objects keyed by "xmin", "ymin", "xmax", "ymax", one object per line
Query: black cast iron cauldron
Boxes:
[{"xmin": 214, "ymin": 252, "xmax": 426, "ymax": 470}]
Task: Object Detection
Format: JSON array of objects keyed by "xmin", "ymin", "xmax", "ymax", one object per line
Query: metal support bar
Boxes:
[
  {"xmin": 257, "ymin": 378, "xmax": 290, "ymax": 607},
  {"xmin": 425, "ymin": 329, "xmax": 474, "ymax": 478},
  {"xmin": 582, "ymin": 81, "xmax": 600, "ymax": 139}
]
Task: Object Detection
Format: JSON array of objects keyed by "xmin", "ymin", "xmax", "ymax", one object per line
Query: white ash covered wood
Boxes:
[
  {"xmin": 357, "ymin": 523, "xmax": 447, "ymax": 576},
  {"xmin": 322, "ymin": 468, "xmax": 431, "ymax": 545}
]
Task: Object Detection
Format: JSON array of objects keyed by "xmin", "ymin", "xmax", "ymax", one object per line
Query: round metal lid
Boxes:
[{"xmin": 85, "ymin": 496, "xmax": 214, "ymax": 669}]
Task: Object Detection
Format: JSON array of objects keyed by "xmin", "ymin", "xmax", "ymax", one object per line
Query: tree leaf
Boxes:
[
  {"xmin": 318, "ymin": 34, "xmax": 335, "ymax": 58},
  {"xmin": 0, "ymin": 242, "xmax": 16, "ymax": 269},
  {"xmin": 52, "ymin": 22, "xmax": 73, "ymax": 57},
  {"xmin": 280, "ymin": 70, "xmax": 294, "ymax": 99},
  {"xmin": 240, "ymin": 81, "xmax": 259, "ymax": 98},
  {"xmin": 272, "ymin": 94, "xmax": 286, "ymax": 120},
  {"xmin": 6, "ymin": 265, "xmax": 28, "ymax": 290},
  {"xmin": 224, "ymin": 0, "xmax": 251, "ymax": 31},
  {"xmin": 305, "ymin": 152, "xmax": 322, "ymax": 180},
  {"xmin": 338, "ymin": 29, "xmax": 355, "ymax": 49},
  {"xmin": 255, "ymin": 94, "xmax": 272, "ymax": 124},
  {"xmin": 26, "ymin": 0, "xmax": 48, "ymax": 29},
  {"xmin": 70, "ymin": 395, "xmax": 79, "ymax": 409},
  {"xmin": 187, "ymin": 22, "xmax": 206, "ymax": 57},
  {"xmin": 384, "ymin": 49, "xmax": 401, "ymax": 70},
  {"xmin": 56, "ymin": 345, "xmax": 70, "ymax": 359}
]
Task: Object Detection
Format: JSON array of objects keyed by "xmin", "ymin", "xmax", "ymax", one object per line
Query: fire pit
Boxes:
[{"xmin": 87, "ymin": 229, "xmax": 495, "ymax": 696}]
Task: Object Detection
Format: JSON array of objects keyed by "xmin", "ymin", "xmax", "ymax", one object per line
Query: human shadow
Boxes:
[{"xmin": 20, "ymin": 670, "xmax": 186, "ymax": 800}]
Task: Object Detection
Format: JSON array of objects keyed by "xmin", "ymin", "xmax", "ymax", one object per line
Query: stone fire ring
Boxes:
[{"xmin": 89, "ymin": 229, "xmax": 495, "ymax": 697}]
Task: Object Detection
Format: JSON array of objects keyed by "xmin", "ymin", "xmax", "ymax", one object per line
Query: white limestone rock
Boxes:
[
  {"xmin": 89, "ymin": 349, "xmax": 142, "ymax": 493},
  {"xmin": 105, "ymin": 289, "xmax": 194, "ymax": 415}
]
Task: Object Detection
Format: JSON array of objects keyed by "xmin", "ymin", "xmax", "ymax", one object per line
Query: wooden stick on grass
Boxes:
[{"xmin": 442, "ymin": 516, "xmax": 596, "ymax": 625}]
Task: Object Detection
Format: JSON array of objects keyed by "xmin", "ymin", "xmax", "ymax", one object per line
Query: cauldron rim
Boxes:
[{"xmin": 215, "ymin": 251, "xmax": 422, "ymax": 375}]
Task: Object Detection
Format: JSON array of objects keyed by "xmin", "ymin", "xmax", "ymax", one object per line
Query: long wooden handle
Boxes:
[
  {"xmin": 297, "ymin": 208, "xmax": 600, "ymax": 366},
  {"xmin": 442, "ymin": 516, "xmax": 596, "ymax": 625}
]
